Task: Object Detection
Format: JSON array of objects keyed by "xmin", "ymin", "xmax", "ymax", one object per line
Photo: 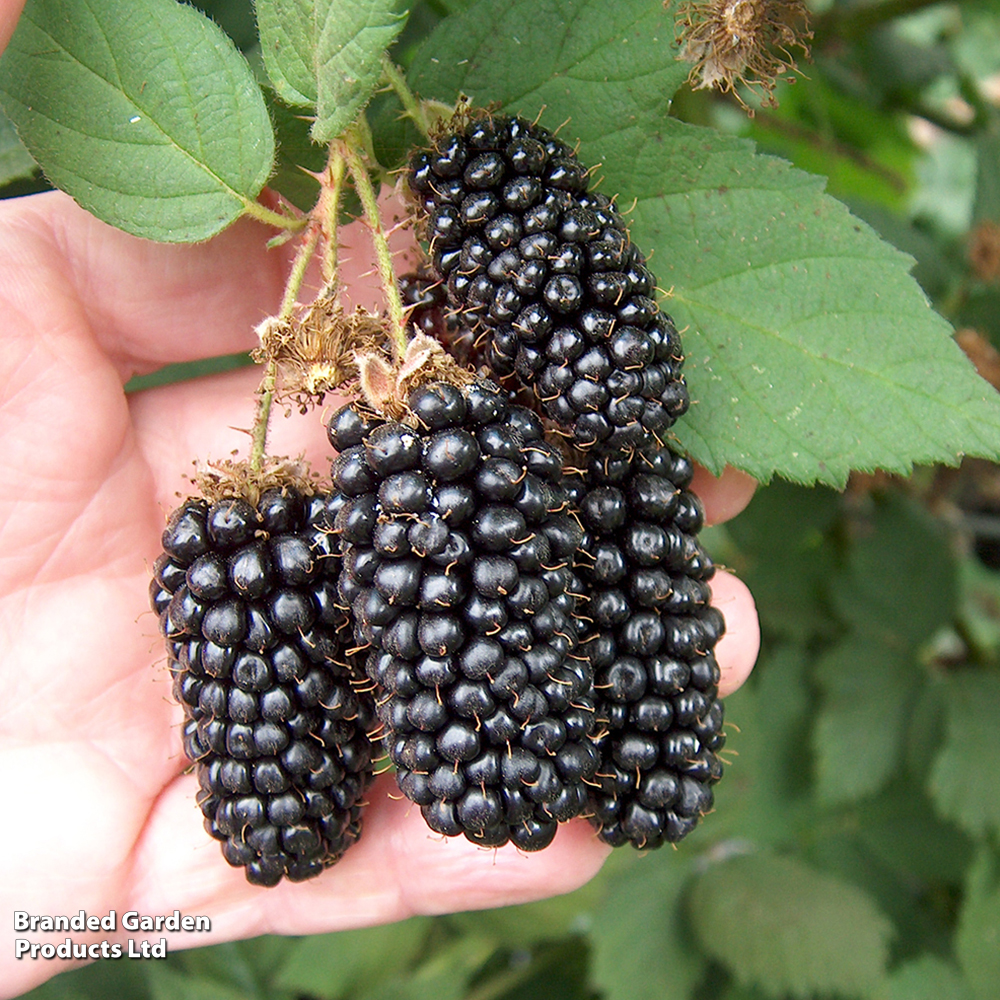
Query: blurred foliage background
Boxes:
[{"xmin": 5, "ymin": 0, "xmax": 1000, "ymax": 997}]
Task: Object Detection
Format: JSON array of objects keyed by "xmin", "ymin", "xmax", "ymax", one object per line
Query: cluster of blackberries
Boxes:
[
  {"xmin": 152, "ymin": 113, "xmax": 726, "ymax": 883},
  {"xmin": 407, "ymin": 115, "xmax": 689, "ymax": 454},
  {"xmin": 328, "ymin": 381, "xmax": 599, "ymax": 850},
  {"xmin": 151, "ymin": 488, "xmax": 376, "ymax": 885}
]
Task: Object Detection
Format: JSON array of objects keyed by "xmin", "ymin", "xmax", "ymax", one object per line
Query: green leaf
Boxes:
[
  {"xmin": 356, "ymin": 936, "xmax": 495, "ymax": 1000},
  {"xmin": 255, "ymin": 0, "xmax": 319, "ymax": 106},
  {"xmin": 628, "ymin": 119, "xmax": 1000, "ymax": 484},
  {"xmin": 169, "ymin": 937, "xmax": 297, "ymax": 997},
  {"xmin": 124, "ymin": 352, "xmax": 254, "ymax": 393},
  {"xmin": 590, "ymin": 853, "xmax": 705, "ymax": 1000},
  {"xmin": 273, "ymin": 918, "xmax": 430, "ymax": 999},
  {"xmin": 446, "ymin": 877, "xmax": 604, "ymax": 948},
  {"xmin": 688, "ymin": 852, "xmax": 894, "ymax": 1000},
  {"xmin": 856, "ymin": 780, "xmax": 973, "ymax": 885},
  {"xmin": 972, "ymin": 118, "xmax": 1000, "ymax": 226},
  {"xmin": 830, "ymin": 492, "xmax": 957, "ymax": 646},
  {"xmin": 878, "ymin": 956, "xmax": 976, "ymax": 1000},
  {"xmin": 956, "ymin": 847, "xmax": 1000, "ymax": 1000},
  {"xmin": 312, "ymin": 0, "xmax": 406, "ymax": 144},
  {"xmin": 957, "ymin": 556, "xmax": 1000, "ymax": 663},
  {"xmin": 0, "ymin": 108, "xmax": 36, "ymax": 187},
  {"xmin": 0, "ymin": 0, "xmax": 274, "ymax": 242},
  {"xmin": 749, "ymin": 75, "xmax": 917, "ymax": 214},
  {"xmin": 725, "ymin": 481, "xmax": 841, "ymax": 641},
  {"xmin": 811, "ymin": 492, "xmax": 956, "ymax": 805},
  {"xmin": 813, "ymin": 641, "xmax": 921, "ymax": 805},
  {"xmin": 804, "ymin": 829, "xmax": 955, "ymax": 981},
  {"xmin": 266, "ymin": 88, "xmax": 326, "ymax": 212},
  {"xmin": 707, "ymin": 645, "xmax": 814, "ymax": 847},
  {"xmin": 146, "ymin": 964, "xmax": 254, "ymax": 1000},
  {"xmin": 409, "ymin": 0, "xmax": 688, "ymax": 143},
  {"xmin": 257, "ymin": 0, "xmax": 407, "ymax": 143},
  {"xmin": 929, "ymin": 670, "xmax": 1000, "ymax": 839},
  {"xmin": 15, "ymin": 961, "xmax": 149, "ymax": 1000}
]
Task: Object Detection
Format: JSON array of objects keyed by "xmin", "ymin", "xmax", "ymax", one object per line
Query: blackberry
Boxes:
[
  {"xmin": 573, "ymin": 447, "xmax": 725, "ymax": 849},
  {"xmin": 407, "ymin": 115, "xmax": 689, "ymax": 454},
  {"xmin": 329, "ymin": 380, "xmax": 598, "ymax": 850},
  {"xmin": 150, "ymin": 486, "xmax": 377, "ymax": 886}
]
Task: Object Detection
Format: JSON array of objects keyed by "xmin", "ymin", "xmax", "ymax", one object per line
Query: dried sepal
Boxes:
[
  {"xmin": 194, "ymin": 455, "xmax": 320, "ymax": 507},
  {"xmin": 356, "ymin": 333, "xmax": 476, "ymax": 419},
  {"xmin": 674, "ymin": 0, "xmax": 811, "ymax": 113},
  {"xmin": 253, "ymin": 291, "xmax": 390, "ymax": 410}
]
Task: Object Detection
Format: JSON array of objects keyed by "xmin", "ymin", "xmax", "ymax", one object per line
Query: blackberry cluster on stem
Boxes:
[
  {"xmin": 406, "ymin": 114, "xmax": 690, "ymax": 454},
  {"xmin": 393, "ymin": 110, "xmax": 728, "ymax": 850},
  {"xmin": 328, "ymin": 379, "xmax": 599, "ymax": 850},
  {"xmin": 151, "ymin": 485, "xmax": 377, "ymax": 885}
]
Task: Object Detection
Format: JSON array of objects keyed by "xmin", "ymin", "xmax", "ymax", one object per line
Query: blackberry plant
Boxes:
[{"xmin": 6, "ymin": 0, "xmax": 1000, "ymax": 997}]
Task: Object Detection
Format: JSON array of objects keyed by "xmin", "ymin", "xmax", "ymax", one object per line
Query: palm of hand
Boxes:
[{"xmin": 0, "ymin": 191, "xmax": 758, "ymax": 999}]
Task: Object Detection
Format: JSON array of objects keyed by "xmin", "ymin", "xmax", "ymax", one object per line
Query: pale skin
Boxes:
[{"xmin": 0, "ymin": 4, "xmax": 759, "ymax": 994}]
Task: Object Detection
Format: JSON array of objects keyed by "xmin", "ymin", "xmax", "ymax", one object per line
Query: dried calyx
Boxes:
[
  {"xmin": 355, "ymin": 333, "xmax": 477, "ymax": 420},
  {"xmin": 675, "ymin": 0, "xmax": 812, "ymax": 112},
  {"xmin": 254, "ymin": 289, "xmax": 390, "ymax": 411},
  {"xmin": 193, "ymin": 455, "xmax": 319, "ymax": 507}
]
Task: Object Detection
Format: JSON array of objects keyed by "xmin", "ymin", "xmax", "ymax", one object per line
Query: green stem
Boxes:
[
  {"xmin": 249, "ymin": 225, "xmax": 322, "ymax": 472},
  {"xmin": 249, "ymin": 360, "xmax": 278, "ymax": 473},
  {"xmin": 320, "ymin": 152, "xmax": 347, "ymax": 285},
  {"xmin": 381, "ymin": 54, "xmax": 433, "ymax": 138},
  {"xmin": 280, "ymin": 224, "xmax": 321, "ymax": 319},
  {"xmin": 340, "ymin": 124, "xmax": 409, "ymax": 358},
  {"xmin": 241, "ymin": 197, "xmax": 308, "ymax": 232}
]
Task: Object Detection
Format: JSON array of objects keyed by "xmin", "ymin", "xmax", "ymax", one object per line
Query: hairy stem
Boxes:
[
  {"xmin": 340, "ymin": 123, "xmax": 409, "ymax": 358},
  {"xmin": 320, "ymin": 152, "xmax": 347, "ymax": 285},
  {"xmin": 382, "ymin": 55, "xmax": 433, "ymax": 138},
  {"xmin": 242, "ymin": 197, "xmax": 308, "ymax": 231},
  {"xmin": 249, "ymin": 360, "xmax": 279, "ymax": 473},
  {"xmin": 250, "ymin": 226, "xmax": 322, "ymax": 472}
]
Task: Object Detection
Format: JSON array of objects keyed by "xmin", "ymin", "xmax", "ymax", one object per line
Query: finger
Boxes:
[
  {"xmin": 127, "ymin": 774, "xmax": 610, "ymax": 949},
  {"xmin": 129, "ymin": 366, "xmax": 344, "ymax": 511},
  {"xmin": 0, "ymin": 0, "xmax": 24, "ymax": 54},
  {"xmin": 0, "ymin": 192, "xmax": 420, "ymax": 381},
  {"xmin": 691, "ymin": 465, "xmax": 757, "ymax": 526},
  {"xmin": 711, "ymin": 570, "xmax": 760, "ymax": 697}
]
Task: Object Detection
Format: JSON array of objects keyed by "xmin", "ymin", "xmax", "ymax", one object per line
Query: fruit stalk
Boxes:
[
  {"xmin": 249, "ymin": 224, "xmax": 322, "ymax": 472},
  {"xmin": 339, "ymin": 125, "xmax": 408, "ymax": 358},
  {"xmin": 380, "ymin": 56, "xmax": 433, "ymax": 139},
  {"xmin": 318, "ymin": 151, "xmax": 347, "ymax": 286}
]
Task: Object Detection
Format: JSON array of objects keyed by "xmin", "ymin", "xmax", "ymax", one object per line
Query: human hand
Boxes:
[{"xmin": 0, "ymin": 188, "xmax": 758, "ymax": 1000}]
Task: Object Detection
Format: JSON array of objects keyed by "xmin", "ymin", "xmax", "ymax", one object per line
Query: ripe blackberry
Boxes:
[
  {"xmin": 572, "ymin": 447, "xmax": 726, "ymax": 849},
  {"xmin": 329, "ymin": 379, "xmax": 598, "ymax": 850},
  {"xmin": 150, "ymin": 486, "xmax": 377, "ymax": 886},
  {"xmin": 407, "ymin": 115, "xmax": 689, "ymax": 454}
]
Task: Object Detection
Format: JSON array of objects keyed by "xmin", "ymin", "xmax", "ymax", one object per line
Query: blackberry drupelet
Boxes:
[
  {"xmin": 572, "ymin": 447, "xmax": 726, "ymax": 849},
  {"xmin": 398, "ymin": 267, "xmax": 475, "ymax": 367},
  {"xmin": 329, "ymin": 379, "xmax": 599, "ymax": 851},
  {"xmin": 150, "ymin": 486, "xmax": 377, "ymax": 886},
  {"xmin": 407, "ymin": 114, "xmax": 690, "ymax": 454}
]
